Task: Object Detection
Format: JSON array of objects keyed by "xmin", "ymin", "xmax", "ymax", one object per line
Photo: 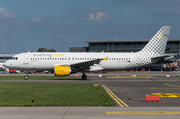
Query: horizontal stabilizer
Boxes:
[{"xmin": 151, "ymin": 55, "xmax": 172, "ymax": 60}]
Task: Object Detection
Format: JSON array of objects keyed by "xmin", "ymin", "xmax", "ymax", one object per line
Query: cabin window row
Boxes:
[
  {"xmin": 107, "ymin": 58, "xmax": 130, "ymax": 60},
  {"xmin": 30, "ymin": 57, "xmax": 130, "ymax": 61},
  {"xmin": 31, "ymin": 58, "xmax": 67, "ymax": 60}
]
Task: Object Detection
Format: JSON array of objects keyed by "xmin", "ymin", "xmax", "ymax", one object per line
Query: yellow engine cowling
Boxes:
[{"xmin": 54, "ymin": 66, "xmax": 71, "ymax": 76}]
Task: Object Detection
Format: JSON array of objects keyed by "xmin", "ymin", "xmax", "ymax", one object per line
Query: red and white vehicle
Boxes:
[{"xmin": 9, "ymin": 70, "xmax": 20, "ymax": 73}]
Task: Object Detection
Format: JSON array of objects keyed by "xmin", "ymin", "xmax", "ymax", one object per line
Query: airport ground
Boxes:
[{"xmin": 0, "ymin": 71, "xmax": 180, "ymax": 118}]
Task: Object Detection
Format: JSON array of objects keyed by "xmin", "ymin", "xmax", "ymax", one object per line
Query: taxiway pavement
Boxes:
[{"xmin": 0, "ymin": 71, "xmax": 180, "ymax": 118}]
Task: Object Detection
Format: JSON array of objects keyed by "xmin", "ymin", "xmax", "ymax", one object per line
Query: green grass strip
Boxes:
[
  {"xmin": 0, "ymin": 83, "xmax": 115, "ymax": 106},
  {"xmin": 0, "ymin": 76, "xmax": 81, "ymax": 80}
]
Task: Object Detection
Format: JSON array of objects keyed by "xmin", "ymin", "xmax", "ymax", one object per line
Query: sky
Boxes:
[{"xmin": 1, "ymin": 0, "xmax": 180, "ymax": 53}]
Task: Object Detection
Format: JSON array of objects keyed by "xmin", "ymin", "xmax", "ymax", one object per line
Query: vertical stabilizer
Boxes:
[
  {"xmin": 129, "ymin": 26, "xmax": 171, "ymax": 68},
  {"xmin": 140, "ymin": 26, "xmax": 171, "ymax": 55}
]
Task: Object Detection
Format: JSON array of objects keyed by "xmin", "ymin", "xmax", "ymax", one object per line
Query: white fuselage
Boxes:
[
  {"xmin": 5, "ymin": 52, "xmax": 137, "ymax": 71},
  {"xmin": 4, "ymin": 26, "xmax": 171, "ymax": 80}
]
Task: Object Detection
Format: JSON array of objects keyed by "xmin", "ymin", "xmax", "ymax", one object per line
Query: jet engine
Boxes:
[{"xmin": 54, "ymin": 66, "xmax": 71, "ymax": 76}]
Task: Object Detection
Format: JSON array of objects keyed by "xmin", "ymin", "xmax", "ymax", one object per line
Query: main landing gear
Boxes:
[{"xmin": 81, "ymin": 74, "xmax": 87, "ymax": 80}]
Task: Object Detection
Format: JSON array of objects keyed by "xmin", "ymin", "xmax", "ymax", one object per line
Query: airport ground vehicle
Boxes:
[{"xmin": 9, "ymin": 70, "xmax": 20, "ymax": 73}]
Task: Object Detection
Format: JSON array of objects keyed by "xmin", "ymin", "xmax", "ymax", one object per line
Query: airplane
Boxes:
[{"xmin": 5, "ymin": 26, "xmax": 171, "ymax": 80}]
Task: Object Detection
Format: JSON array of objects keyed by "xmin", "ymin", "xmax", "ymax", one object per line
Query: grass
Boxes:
[
  {"xmin": 0, "ymin": 76, "xmax": 81, "ymax": 80},
  {"xmin": 0, "ymin": 83, "xmax": 115, "ymax": 106}
]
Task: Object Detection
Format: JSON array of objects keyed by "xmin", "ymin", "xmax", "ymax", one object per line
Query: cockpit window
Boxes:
[{"xmin": 12, "ymin": 57, "xmax": 18, "ymax": 60}]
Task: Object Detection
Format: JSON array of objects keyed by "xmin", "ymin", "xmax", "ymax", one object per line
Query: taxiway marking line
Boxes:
[
  {"xmin": 102, "ymin": 85, "xmax": 124, "ymax": 107},
  {"xmin": 107, "ymin": 76, "xmax": 153, "ymax": 78},
  {"xmin": 102, "ymin": 85, "xmax": 129, "ymax": 107},
  {"xmin": 106, "ymin": 111, "xmax": 180, "ymax": 115},
  {"xmin": 110, "ymin": 87, "xmax": 178, "ymax": 89},
  {"xmin": 163, "ymin": 83, "xmax": 180, "ymax": 88},
  {"xmin": 104, "ymin": 85, "xmax": 129, "ymax": 107}
]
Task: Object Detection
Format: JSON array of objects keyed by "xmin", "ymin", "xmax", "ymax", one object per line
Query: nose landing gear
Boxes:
[
  {"xmin": 24, "ymin": 75, "xmax": 29, "ymax": 80},
  {"xmin": 24, "ymin": 71, "xmax": 29, "ymax": 80}
]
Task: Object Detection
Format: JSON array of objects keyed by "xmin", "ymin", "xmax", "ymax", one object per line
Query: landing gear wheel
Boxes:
[
  {"xmin": 25, "ymin": 75, "xmax": 29, "ymax": 80},
  {"xmin": 81, "ymin": 74, "xmax": 87, "ymax": 80}
]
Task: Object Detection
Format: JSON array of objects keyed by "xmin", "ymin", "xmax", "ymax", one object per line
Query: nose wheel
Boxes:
[
  {"xmin": 24, "ymin": 75, "xmax": 29, "ymax": 80},
  {"xmin": 81, "ymin": 74, "xmax": 87, "ymax": 80}
]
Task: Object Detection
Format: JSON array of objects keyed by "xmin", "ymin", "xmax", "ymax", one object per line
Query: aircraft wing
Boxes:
[
  {"xmin": 52, "ymin": 56, "xmax": 108, "ymax": 69},
  {"xmin": 71, "ymin": 56, "xmax": 108, "ymax": 67}
]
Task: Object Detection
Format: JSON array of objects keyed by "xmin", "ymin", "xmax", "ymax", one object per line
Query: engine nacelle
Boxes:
[{"xmin": 54, "ymin": 66, "xmax": 71, "ymax": 76}]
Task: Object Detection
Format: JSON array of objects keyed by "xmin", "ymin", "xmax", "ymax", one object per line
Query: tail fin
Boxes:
[
  {"xmin": 139, "ymin": 26, "xmax": 171, "ymax": 56},
  {"xmin": 129, "ymin": 26, "xmax": 171, "ymax": 69}
]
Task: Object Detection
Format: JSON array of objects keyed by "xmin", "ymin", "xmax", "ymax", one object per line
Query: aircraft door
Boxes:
[
  {"xmin": 23, "ymin": 54, "xmax": 29, "ymax": 64},
  {"xmin": 68, "ymin": 57, "xmax": 71, "ymax": 63}
]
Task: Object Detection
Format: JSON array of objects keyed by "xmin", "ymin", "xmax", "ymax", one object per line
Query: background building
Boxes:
[
  {"xmin": 70, "ymin": 39, "xmax": 180, "ymax": 71},
  {"xmin": 70, "ymin": 47, "xmax": 89, "ymax": 52},
  {"xmin": 0, "ymin": 54, "xmax": 15, "ymax": 63},
  {"xmin": 86, "ymin": 39, "xmax": 180, "ymax": 53}
]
